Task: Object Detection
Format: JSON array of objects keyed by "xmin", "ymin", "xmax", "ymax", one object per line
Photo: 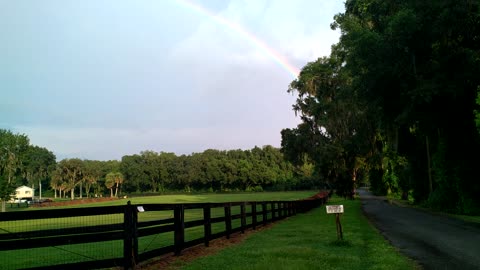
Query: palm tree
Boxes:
[
  {"xmin": 113, "ymin": 172, "xmax": 124, "ymax": 198},
  {"xmin": 105, "ymin": 173, "xmax": 115, "ymax": 198},
  {"xmin": 50, "ymin": 169, "xmax": 63, "ymax": 199}
]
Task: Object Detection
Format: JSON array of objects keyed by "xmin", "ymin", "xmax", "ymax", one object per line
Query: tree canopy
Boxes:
[
  {"xmin": 282, "ymin": 0, "xmax": 480, "ymax": 212},
  {"xmin": 0, "ymin": 129, "xmax": 55, "ymax": 211},
  {"xmin": 1, "ymin": 128, "xmax": 318, "ymax": 207}
]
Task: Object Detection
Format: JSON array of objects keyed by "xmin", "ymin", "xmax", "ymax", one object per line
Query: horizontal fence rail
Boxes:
[{"xmin": 0, "ymin": 192, "xmax": 329, "ymax": 270}]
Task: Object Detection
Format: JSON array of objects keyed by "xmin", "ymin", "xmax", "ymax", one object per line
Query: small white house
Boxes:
[{"xmin": 11, "ymin": 186, "xmax": 34, "ymax": 202}]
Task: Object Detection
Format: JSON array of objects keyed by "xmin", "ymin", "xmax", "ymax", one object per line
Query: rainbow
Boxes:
[{"xmin": 174, "ymin": 0, "xmax": 300, "ymax": 78}]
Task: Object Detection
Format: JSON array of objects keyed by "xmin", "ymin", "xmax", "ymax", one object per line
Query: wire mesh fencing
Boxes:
[{"xmin": 0, "ymin": 192, "xmax": 329, "ymax": 270}]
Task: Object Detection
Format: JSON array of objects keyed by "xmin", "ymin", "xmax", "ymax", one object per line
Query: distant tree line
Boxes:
[
  {"xmin": 281, "ymin": 0, "xmax": 480, "ymax": 214},
  {"xmin": 0, "ymin": 129, "xmax": 320, "ymax": 212},
  {"xmin": 119, "ymin": 146, "xmax": 318, "ymax": 194}
]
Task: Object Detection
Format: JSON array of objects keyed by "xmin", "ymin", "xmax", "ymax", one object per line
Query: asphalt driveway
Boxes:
[{"xmin": 359, "ymin": 189, "xmax": 480, "ymax": 270}]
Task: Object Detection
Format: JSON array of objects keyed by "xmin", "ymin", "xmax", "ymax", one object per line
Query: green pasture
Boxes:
[
  {"xmin": 5, "ymin": 191, "xmax": 316, "ymax": 212},
  {"xmin": 179, "ymin": 197, "xmax": 419, "ymax": 270},
  {"xmin": 0, "ymin": 191, "xmax": 315, "ymax": 269}
]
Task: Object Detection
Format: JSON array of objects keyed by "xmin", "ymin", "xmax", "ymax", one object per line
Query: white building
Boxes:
[{"xmin": 11, "ymin": 186, "xmax": 35, "ymax": 201}]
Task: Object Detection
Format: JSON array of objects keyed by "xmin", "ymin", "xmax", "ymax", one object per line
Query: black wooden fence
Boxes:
[{"xmin": 0, "ymin": 192, "xmax": 328, "ymax": 270}]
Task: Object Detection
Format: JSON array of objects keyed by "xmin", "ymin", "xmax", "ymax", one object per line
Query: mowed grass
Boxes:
[
  {"xmin": 179, "ymin": 197, "xmax": 418, "ymax": 270},
  {"xmin": 6, "ymin": 191, "xmax": 317, "ymax": 211},
  {"xmin": 0, "ymin": 191, "xmax": 316, "ymax": 269}
]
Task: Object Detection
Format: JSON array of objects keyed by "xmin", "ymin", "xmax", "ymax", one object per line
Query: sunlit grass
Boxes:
[
  {"xmin": 179, "ymin": 197, "xmax": 419, "ymax": 270},
  {"xmin": 5, "ymin": 191, "xmax": 316, "ymax": 211},
  {"xmin": 0, "ymin": 191, "xmax": 315, "ymax": 269}
]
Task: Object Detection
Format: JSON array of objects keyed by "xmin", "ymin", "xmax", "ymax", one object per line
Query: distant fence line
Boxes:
[{"xmin": 0, "ymin": 192, "xmax": 329, "ymax": 270}]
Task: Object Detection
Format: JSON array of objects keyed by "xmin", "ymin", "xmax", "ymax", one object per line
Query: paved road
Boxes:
[{"xmin": 358, "ymin": 189, "xmax": 480, "ymax": 270}]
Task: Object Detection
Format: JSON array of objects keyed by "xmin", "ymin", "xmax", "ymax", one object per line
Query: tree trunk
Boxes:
[
  {"xmin": 152, "ymin": 179, "xmax": 157, "ymax": 193},
  {"xmin": 114, "ymin": 182, "xmax": 119, "ymax": 198},
  {"xmin": 71, "ymin": 188, "xmax": 75, "ymax": 200},
  {"xmin": 426, "ymin": 135, "xmax": 433, "ymax": 195},
  {"xmin": 79, "ymin": 182, "xmax": 83, "ymax": 199},
  {"xmin": 54, "ymin": 188, "xmax": 57, "ymax": 199},
  {"xmin": 110, "ymin": 188, "xmax": 113, "ymax": 198},
  {"xmin": 1, "ymin": 201, "xmax": 5, "ymax": 213}
]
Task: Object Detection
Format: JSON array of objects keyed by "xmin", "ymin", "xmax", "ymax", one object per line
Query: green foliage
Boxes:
[
  {"xmin": 0, "ymin": 175, "xmax": 15, "ymax": 202},
  {"xmin": 105, "ymin": 171, "xmax": 123, "ymax": 197},
  {"xmin": 0, "ymin": 128, "xmax": 310, "ymax": 203},
  {"xmin": 284, "ymin": 0, "xmax": 480, "ymax": 213},
  {"xmin": 0, "ymin": 130, "xmax": 31, "ymax": 211},
  {"xmin": 245, "ymin": 185, "xmax": 263, "ymax": 192},
  {"xmin": 22, "ymin": 146, "xmax": 56, "ymax": 188},
  {"xmin": 56, "ymin": 158, "xmax": 84, "ymax": 200},
  {"xmin": 282, "ymin": 55, "xmax": 371, "ymax": 198},
  {"xmin": 474, "ymin": 86, "xmax": 480, "ymax": 134},
  {"xmin": 119, "ymin": 146, "xmax": 300, "ymax": 194}
]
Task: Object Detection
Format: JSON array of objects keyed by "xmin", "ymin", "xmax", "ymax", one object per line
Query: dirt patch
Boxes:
[{"xmin": 137, "ymin": 223, "xmax": 276, "ymax": 270}]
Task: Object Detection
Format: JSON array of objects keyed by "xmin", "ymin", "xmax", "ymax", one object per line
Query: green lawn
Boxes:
[
  {"xmin": 0, "ymin": 191, "xmax": 316, "ymax": 269},
  {"xmin": 5, "ymin": 191, "xmax": 317, "ymax": 211},
  {"xmin": 178, "ymin": 197, "xmax": 418, "ymax": 270}
]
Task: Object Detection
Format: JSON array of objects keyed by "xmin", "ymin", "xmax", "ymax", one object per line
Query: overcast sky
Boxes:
[{"xmin": 1, "ymin": 0, "xmax": 344, "ymax": 161}]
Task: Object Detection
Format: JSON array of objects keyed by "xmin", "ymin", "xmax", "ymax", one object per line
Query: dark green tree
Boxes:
[
  {"xmin": 282, "ymin": 53, "xmax": 372, "ymax": 198},
  {"xmin": 0, "ymin": 130, "xmax": 30, "ymax": 211},
  {"xmin": 57, "ymin": 158, "xmax": 84, "ymax": 200}
]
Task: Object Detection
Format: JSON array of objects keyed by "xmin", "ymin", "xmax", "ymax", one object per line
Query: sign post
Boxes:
[{"xmin": 326, "ymin": 205, "xmax": 344, "ymax": 240}]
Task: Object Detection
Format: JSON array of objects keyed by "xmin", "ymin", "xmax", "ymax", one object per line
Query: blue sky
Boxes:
[{"xmin": 1, "ymin": 0, "xmax": 344, "ymax": 160}]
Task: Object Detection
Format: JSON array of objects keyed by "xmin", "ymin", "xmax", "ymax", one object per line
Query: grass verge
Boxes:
[{"xmin": 178, "ymin": 197, "xmax": 418, "ymax": 270}]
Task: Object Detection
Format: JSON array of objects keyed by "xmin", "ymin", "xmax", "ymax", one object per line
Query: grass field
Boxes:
[
  {"xmin": 177, "ymin": 197, "xmax": 419, "ymax": 270},
  {"xmin": 5, "ymin": 191, "xmax": 317, "ymax": 211},
  {"xmin": 0, "ymin": 191, "xmax": 316, "ymax": 269}
]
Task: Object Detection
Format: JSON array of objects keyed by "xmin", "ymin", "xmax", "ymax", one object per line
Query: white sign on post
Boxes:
[
  {"xmin": 326, "ymin": 205, "xmax": 344, "ymax": 214},
  {"xmin": 326, "ymin": 205, "xmax": 344, "ymax": 240}
]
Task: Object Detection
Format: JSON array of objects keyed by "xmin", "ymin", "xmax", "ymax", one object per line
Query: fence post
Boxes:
[
  {"xmin": 174, "ymin": 204, "xmax": 185, "ymax": 256},
  {"xmin": 262, "ymin": 202, "xmax": 267, "ymax": 225},
  {"xmin": 203, "ymin": 204, "xmax": 211, "ymax": 247},
  {"xmin": 124, "ymin": 201, "xmax": 138, "ymax": 270},
  {"xmin": 224, "ymin": 203, "xmax": 232, "ymax": 239},
  {"xmin": 133, "ymin": 205, "xmax": 138, "ymax": 263},
  {"xmin": 278, "ymin": 202, "xmax": 282, "ymax": 219},
  {"xmin": 277, "ymin": 202, "xmax": 281, "ymax": 219},
  {"xmin": 271, "ymin": 202, "xmax": 276, "ymax": 221},
  {"xmin": 252, "ymin": 202, "xmax": 257, "ymax": 230},
  {"xmin": 240, "ymin": 202, "xmax": 246, "ymax": 233}
]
